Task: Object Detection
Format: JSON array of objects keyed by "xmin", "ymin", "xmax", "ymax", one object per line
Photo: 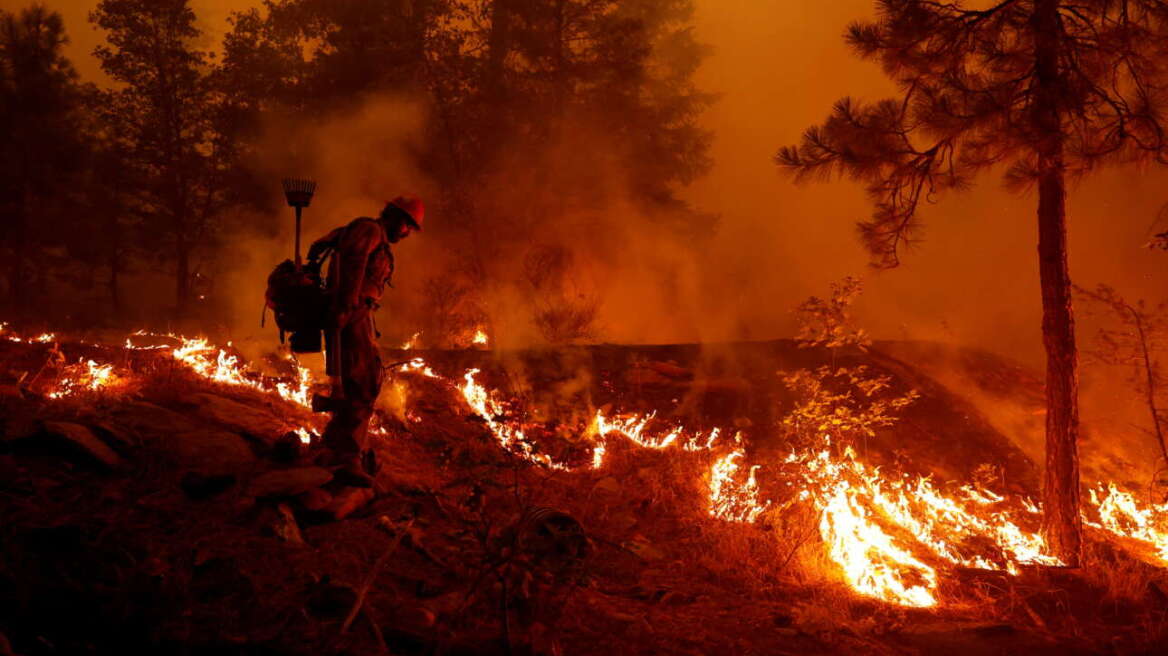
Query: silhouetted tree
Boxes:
[
  {"xmin": 91, "ymin": 0, "xmax": 231, "ymax": 316},
  {"xmin": 64, "ymin": 120, "xmax": 136, "ymax": 312},
  {"xmin": 1076, "ymin": 284, "xmax": 1168, "ymax": 469},
  {"xmin": 778, "ymin": 0, "xmax": 1168, "ymax": 566},
  {"xmin": 432, "ymin": 0, "xmax": 714, "ymax": 233},
  {"xmin": 0, "ymin": 5, "xmax": 87, "ymax": 312}
]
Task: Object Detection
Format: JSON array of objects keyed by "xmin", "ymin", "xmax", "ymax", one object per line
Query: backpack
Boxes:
[
  {"xmin": 262, "ymin": 217, "xmax": 387, "ymax": 353},
  {"xmin": 264, "ymin": 258, "xmax": 329, "ymax": 353}
]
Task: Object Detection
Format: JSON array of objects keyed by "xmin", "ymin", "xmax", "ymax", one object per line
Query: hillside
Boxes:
[{"xmin": 1, "ymin": 328, "xmax": 1166, "ymax": 655}]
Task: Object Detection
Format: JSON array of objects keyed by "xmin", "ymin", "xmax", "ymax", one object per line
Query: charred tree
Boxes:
[{"xmin": 779, "ymin": 0, "xmax": 1168, "ymax": 567}]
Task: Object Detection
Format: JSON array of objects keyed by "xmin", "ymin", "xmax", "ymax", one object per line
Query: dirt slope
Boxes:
[{"xmin": 0, "ymin": 336, "xmax": 1164, "ymax": 655}]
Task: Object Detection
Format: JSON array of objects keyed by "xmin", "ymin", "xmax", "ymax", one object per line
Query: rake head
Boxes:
[{"xmin": 282, "ymin": 178, "xmax": 317, "ymax": 209}]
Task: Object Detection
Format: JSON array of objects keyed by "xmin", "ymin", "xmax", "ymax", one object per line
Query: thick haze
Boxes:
[{"xmin": 14, "ymin": 0, "xmax": 1168, "ymax": 366}]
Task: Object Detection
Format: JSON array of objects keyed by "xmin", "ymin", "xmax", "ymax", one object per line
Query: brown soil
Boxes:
[{"xmin": 1, "ymin": 337, "xmax": 1165, "ymax": 655}]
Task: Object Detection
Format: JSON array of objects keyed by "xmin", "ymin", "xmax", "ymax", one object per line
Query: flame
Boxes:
[
  {"xmin": 0, "ymin": 326, "xmax": 56, "ymax": 344},
  {"xmin": 274, "ymin": 359, "xmax": 314, "ymax": 408},
  {"xmin": 401, "ymin": 332, "xmax": 422, "ymax": 350},
  {"xmin": 170, "ymin": 336, "xmax": 314, "ymax": 409},
  {"xmin": 819, "ymin": 481, "xmax": 939, "ymax": 607},
  {"xmin": 1087, "ymin": 484, "xmax": 1168, "ymax": 563},
  {"xmin": 594, "ymin": 410, "xmax": 722, "ymax": 453},
  {"xmin": 15, "ymin": 321, "xmax": 1168, "ymax": 609},
  {"xmin": 709, "ymin": 449, "xmax": 770, "ymax": 523},
  {"xmin": 400, "ymin": 357, "xmax": 439, "ymax": 378},
  {"xmin": 472, "ymin": 328, "xmax": 489, "ymax": 347},
  {"xmin": 782, "ymin": 439, "xmax": 1063, "ymax": 605},
  {"xmin": 459, "ymin": 368, "xmax": 571, "ymax": 470},
  {"xmin": 47, "ymin": 359, "xmax": 120, "ymax": 399}
]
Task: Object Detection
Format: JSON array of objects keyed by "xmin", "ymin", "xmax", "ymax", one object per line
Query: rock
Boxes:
[
  {"xmin": 180, "ymin": 471, "xmax": 237, "ymax": 499},
  {"xmin": 0, "ymin": 384, "xmax": 24, "ymax": 403},
  {"xmin": 592, "ymin": 477, "xmax": 621, "ymax": 495},
  {"xmin": 328, "ymin": 486, "xmax": 374, "ymax": 520},
  {"xmin": 42, "ymin": 421, "xmax": 125, "ymax": 469},
  {"xmin": 163, "ymin": 430, "xmax": 256, "ymax": 477},
  {"xmin": 623, "ymin": 534, "xmax": 665, "ymax": 561},
  {"xmin": 249, "ymin": 467, "xmax": 332, "ymax": 498},
  {"xmin": 272, "ymin": 503, "xmax": 304, "ymax": 544},
  {"xmin": 90, "ymin": 421, "xmax": 137, "ymax": 449},
  {"xmin": 298, "ymin": 488, "xmax": 333, "ymax": 511},
  {"xmin": 189, "ymin": 393, "xmax": 288, "ymax": 445},
  {"xmin": 393, "ymin": 605, "xmax": 436, "ymax": 629},
  {"xmin": 107, "ymin": 401, "xmax": 200, "ymax": 439},
  {"xmin": 625, "ymin": 368, "xmax": 673, "ymax": 387},
  {"xmin": 270, "ymin": 431, "xmax": 307, "ymax": 462},
  {"xmin": 306, "ymin": 580, "xmax": 357, "ymax": 619},
  {"xmin": 1, "ymin": 414, "xmax": 39, "ymax": 443},
  {"xmin": 647, "ymin": 361, "xmax": 693, "ymax": 380}
]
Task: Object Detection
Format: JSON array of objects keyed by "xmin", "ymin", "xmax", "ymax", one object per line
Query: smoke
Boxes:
[
  {"xmin": 220, "ymin": 95, "xmax": 435, "ymax": 347},
  {"xmin": 685, "ymin": 0, "xmax": 1168, "ymax": 368},
  {"xmin": 14, "ymin": 0, "xmax": 1168, "ymax": 362}
]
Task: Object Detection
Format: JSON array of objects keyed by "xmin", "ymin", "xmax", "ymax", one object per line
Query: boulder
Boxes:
[
  {"xmin": 298, "ymin": 488, "xmax": 333, "ymax": 511},
  {"xmin": 162, "ymin": 430, "xmax": 256, "ymax": 477},
  {"xmin": 647, "ymin": 361, "xmax": 693, "ymax": 380},
  {"xmin": 107, "ymin": 401, "xmax": 200, "ymax": 439},
  {"xmin": 1, "ymin": 413, "xmax": 40, "ymax": 443},
  {"xmin": 270, "ymin": 503, "xmax": 304, "ymax": 544},
  {"xmin": 249, "ymin": 466, "xmax": 332, "ymax": 498},
  {"xmin": 625, "ymin": 368, "xmax": 674, "ymax": 387},
  {"xmin": 189, "ymin": 393, "xmax": 289, "ymax": 445},
  {"xmin": 42, "ymin": 421, "xmax": 125, "ymax": 470},
  {"xmin": 0, "ymin": 384, "xmax": 24, "ymax": 403},
  {"xmin": 90, "ymin": 421, "xmax": 137, "ymax": 449},
  {"xmin": 328, "ymin": 486, "xmax": 374, "ymax": 520},
  {"xmin": 180, "ymin": 471, "xmax": 237, "ymax": 499}
]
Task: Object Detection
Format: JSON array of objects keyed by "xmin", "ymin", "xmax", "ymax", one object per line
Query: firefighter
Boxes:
[{"xmin": 308, "ymin": 195, "xmax": 423, "ymax": 487}]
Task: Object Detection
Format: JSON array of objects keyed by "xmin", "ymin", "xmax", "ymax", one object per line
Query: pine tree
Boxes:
[
  {"xmin": 0, "ymin": 5, "xmax": 87, "ymax": 311},
  {"xmin": 778, "ymin": 0, "xmax": 1168, "ymax": 566},
  {"xmin": 91, "ymin": 0, "xmax": 230, "ymax": 316}
]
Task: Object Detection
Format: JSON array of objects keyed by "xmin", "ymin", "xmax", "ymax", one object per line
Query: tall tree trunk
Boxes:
[
  {"xmin": 176, "ymin": 240, "xmax": 189, "ymax": 317},
  {"xmin": 10, "ymin": 185, "xmax": 33, "ymax": 312},
  {"xmin": 485, "ymin": 0, "xmax": 513, "ymax": 99},
  {"xmin": 1033, "ymin": 0, "xmax": 1082, "ymax": 566},
  {"xmin": 107, "ymin": 240, "xmax": 121, "ymax": 313}
]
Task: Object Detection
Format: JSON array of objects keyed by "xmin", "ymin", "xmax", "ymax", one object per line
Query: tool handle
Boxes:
[{"xmin": 294, "ymin": 206, "xmax": 303, "ymax": 269}]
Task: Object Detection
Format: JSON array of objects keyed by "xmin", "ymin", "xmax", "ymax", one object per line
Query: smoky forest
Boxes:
[{"xmin": 2, "ymin": 0, "xmax": 1168, "ymax": 654}]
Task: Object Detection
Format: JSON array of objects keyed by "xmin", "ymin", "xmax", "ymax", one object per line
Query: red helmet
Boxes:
[{"xmin": 388, "ymin": 195, "xmax": 424, "ymax": 231}]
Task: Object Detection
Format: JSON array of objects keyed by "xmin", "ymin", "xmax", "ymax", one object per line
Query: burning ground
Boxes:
[{"xmin": 1, "ymin": 325, "xmax": 1167, "ymax": 655}]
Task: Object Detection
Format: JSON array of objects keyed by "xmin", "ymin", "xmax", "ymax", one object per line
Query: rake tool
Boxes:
[{"xmin": 282, "ymin": 177, "xmax": 317, "ymax": 269}]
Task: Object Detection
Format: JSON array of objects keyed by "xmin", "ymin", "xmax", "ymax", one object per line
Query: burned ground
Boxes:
[{"xmin": 0, "ymin": 334, "xmax": 1165, "ymax": 655}]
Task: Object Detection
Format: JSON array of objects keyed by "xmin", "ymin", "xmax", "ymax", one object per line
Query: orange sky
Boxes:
[{"xmin": 7, "ymin": 0, "xmax": 1167, "ymax": 363}]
